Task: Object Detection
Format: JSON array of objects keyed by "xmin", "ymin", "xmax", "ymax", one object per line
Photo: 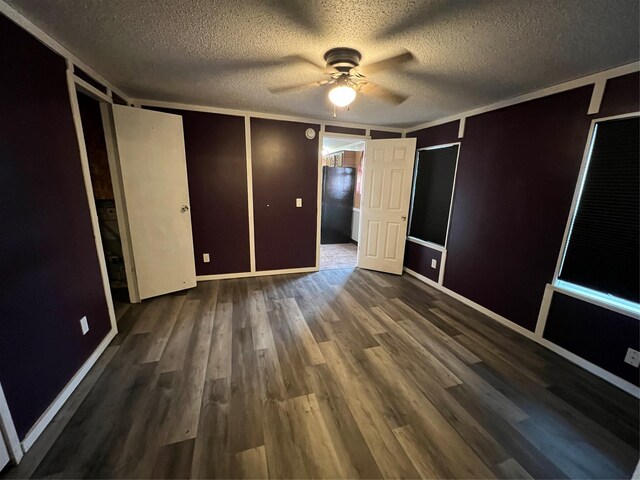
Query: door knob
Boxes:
[
  {"xmin": 181, "ymin": 205, "xmax": 190, "ymax": 213},
  {"xmin": 401, "ymin": 215, "xmax": 407, "ymax": 221}
]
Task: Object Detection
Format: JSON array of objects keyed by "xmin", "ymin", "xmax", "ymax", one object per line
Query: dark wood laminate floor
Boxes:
[{"xmin": 4, "ymin": 268, "xmax": 639, "ymax": 479}]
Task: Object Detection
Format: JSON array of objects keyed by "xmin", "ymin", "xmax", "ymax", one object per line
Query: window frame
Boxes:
[
  {"xmin": 552, "ymin": 111, "xmax": 640, "ymax": 318},
  {"xmin": 407, "ymin": 142, "xmax": 461, "ymax": 252}
]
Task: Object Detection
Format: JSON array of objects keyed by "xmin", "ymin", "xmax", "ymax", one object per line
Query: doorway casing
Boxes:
[{"xmin": 316, "ymin": 131, "xmax": 370, "ymax": 269}]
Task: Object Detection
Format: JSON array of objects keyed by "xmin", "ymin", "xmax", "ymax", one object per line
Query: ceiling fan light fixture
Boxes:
[{"xmin": 328, "ymin": 85, "xmax": 356, "ymax": 107}]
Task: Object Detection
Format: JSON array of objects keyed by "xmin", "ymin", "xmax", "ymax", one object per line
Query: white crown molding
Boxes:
[
  {"xmin": 132, "ymin": 98, "xmax": 406, "ymax": 133},
  {"xmin": 406, "ymin": 61, "xmax": 640, "ymax": 133}
]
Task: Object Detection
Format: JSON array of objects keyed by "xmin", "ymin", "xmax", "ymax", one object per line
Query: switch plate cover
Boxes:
[{"xmin": 80, "ymin": 316, "xmax": 89, "ymax": 335}]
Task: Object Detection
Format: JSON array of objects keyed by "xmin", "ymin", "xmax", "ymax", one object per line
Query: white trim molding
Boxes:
[
  {"xmin": 405, "ymin": 62, "xmax": 640, "ymax": 133},
  {"xmin": 457, "ymin": 117, "xmax": 466, "ymax": 138},
  {"xmin": 244, "ymin": 115, "xmax": 257, "ymax": 273},
  {"xmin": 407, "ymin": 236, "xmax": 445, "ymax": 252},
  {"xmin": 21, "ymin": 328, "xmax": 117, "ymax": 452},
  {"xmin": 404, "ymin": 267, "xmax": 537, "ymax": 340},
  {"xmin": 587, "ymin": 79, "xmax": 607, "ymax": 115},
  {"xmin": 196, "ymin": 266, "xmax": 318, "ymax": 282},
  {"xmin": 404, "ymin": 267, "xmax": 640, "ymax": 398},
  {"xmin": 67, "ymin": 71, "xmax": 120, "ymax": 327},
  {"xmin": 0, "ymin": 383, "xmax": 22, "ymax": 464},
  {"xmin": 134, "ymin": 99, "xmax": 405, "ymax": 134},
  {"xmin": 438, "ymin": 249, "xmax": 447, "ymax": 286},
  {"xmin": 315, "ymin": 131, "xmax": 324, "ymax": 269},
  {"xmin": 534, "ymin": 284, "xmax": 555, "ymax": 337},
  {"xmin": 551, "ymin": 282, "xmax": 639, "ymax": 319}
]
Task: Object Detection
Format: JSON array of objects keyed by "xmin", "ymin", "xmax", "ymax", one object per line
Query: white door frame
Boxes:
[
  {"xmin": 316, "ymin": 131, "xmax": 370, "ymax": 269},
  {"xmin": 66, "ymin": 70, "xmax": 122, "ymax": 326},
  {"xmin": 69, "ymin": 71, "xmax": 140, "ymax": 304},
  {"xmin": 0, "ymin": 382, "xmax": 22, "ymax": 465}
]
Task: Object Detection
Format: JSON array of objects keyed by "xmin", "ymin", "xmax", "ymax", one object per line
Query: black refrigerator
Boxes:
[{"xmin": 321, "ymin": 166, "xmax": 356, "ymax": 244}]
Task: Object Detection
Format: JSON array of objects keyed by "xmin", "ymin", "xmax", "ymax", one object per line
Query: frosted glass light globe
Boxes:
[{"xmin": 328, "ymin": 85, "xmax": 357, "ymax": 107}]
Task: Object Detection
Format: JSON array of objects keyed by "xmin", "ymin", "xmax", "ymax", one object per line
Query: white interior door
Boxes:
[
  {"xmin": 357, "ymin": 138, "xmax": 417, "ymax": 275},
  {"xmin": 111, "ymin": 105, "xmax": 196, "ymax": 300}
]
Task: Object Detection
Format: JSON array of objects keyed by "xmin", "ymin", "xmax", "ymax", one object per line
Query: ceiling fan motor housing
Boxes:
[{"xmin": 324, "ymin": 47, "xmax": 362, "ymax": 73}]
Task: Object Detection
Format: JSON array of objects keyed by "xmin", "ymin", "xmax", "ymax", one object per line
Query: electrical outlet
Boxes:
[
  {"xmin": 80, "ymin": 316, "xmax": 89, "ymax": 335},
  {"xmin": 296, "ymin": 198, "xmax": 303, "ymax": 208},
  {"xmin": 624, "ymin": 348, "xmax": 639, "ymax": 367},
  {"xmin": 431, "ymin": 259, "xmax": 437, "ymax": 269},
  {"xmin": 203, "ymin": 253, "xmax": 210, "ymax": 263}
]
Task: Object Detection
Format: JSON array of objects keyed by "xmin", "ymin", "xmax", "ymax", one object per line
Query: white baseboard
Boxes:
[
  {"xmin": 403, "ymin": 267, "xmax": 640, "ymax": 398},
  {"xmin": 20, "ymin": 327, "xmax": 117, "ymax": 452},
  {"xmin": 196, "ymin": 266, "xmax": 318, "ymax": 282}
]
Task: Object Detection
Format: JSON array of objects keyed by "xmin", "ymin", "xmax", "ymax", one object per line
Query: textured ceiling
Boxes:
[{"xmin": 6, "ymin": 0, "xmax": 639, "ymax": 127}]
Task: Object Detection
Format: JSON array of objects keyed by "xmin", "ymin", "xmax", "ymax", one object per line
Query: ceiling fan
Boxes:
[{"xmin": 268, "ymin": 47, "xmax": 415, "ymax": 108}]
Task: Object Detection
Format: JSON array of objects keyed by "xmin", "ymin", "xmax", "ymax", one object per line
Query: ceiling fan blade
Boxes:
[
  {"xmin": 269, "ymin": 79, "xmax": 329, "ymax": 94},
  {"xmin": 360, "ymin": 82, "xmax": 408, "ymax": 105},
  {"xmin": 359, "ymin": 51, "xmax": 415, "ymax": 75},
  {"xmin": 284, "ymin": 55, "xmax": 337, "ymax": 74}
]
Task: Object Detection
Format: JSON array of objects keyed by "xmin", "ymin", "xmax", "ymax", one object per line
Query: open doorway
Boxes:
[
  {"xmin": 319, "ymin": 135, "xmax": 365, "ymax": 270},
  {"xmin": 76, "ymin": 91, "xmax": 129, "ymax": 308}
]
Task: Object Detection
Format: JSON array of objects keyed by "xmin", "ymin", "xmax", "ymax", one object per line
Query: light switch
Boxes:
[
  {"xmin": 80, "ymin": 316, "xmax": 89, "ymax": 335},
  {"xmin": 431, "ymin": 259, "xmax": 437, "ymax": 269},
  {"xmin": 296, "ymin": 198, "xmax": 303, "ymax": 207},
  {"xmin": 203, "ymin": 253, "xmax": 210, "ymax": 263}
]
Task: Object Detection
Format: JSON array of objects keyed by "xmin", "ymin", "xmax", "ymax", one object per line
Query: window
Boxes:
[
  {"xmin": 557, "ymin": 115, "xmax": 639, "ymax": 308},
  {"xmin": 408, "ymin": 144, "xmax": 459, "ymax": 247}
]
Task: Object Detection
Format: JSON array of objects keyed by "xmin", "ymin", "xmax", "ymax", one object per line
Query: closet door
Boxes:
[{"xmin": 111, "ymin": 105, "xmax": 196, "ymax": 300}]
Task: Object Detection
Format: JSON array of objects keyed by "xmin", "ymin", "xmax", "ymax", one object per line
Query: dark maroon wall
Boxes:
[
  {"xmin": 598, "ymin": 72, "xmax": 640, "ymax": 117},
  {"xmin": 251, "ymin": 118, "xmax": 319, "ymax": 271},
  {"xmin": 407, "ymin": 120, "xmax": 460, "ymax": 148},
  {"xmin": 325, "ymin": 125, "xmax": 366, "ymax": 136},
  {"xmin": 147, "ymin": 107, "xmax": 250, "ymax": 275},
  {"xmin": 444, "ymin": 87, "xmax": 594, "ymax": 330},
  {"xmin": 404, "ymin": 242, "xmax": 442, "ymax": 283},
  {"xmin": 370, "ymin": 130, "xmax": 402, "ymax": 139},
  {"xmin": 544, "ymin": 293, "xmax": 639, "ymax": 386},
  {"xmin": 403, "ymin": 73, "xmax": 640, "ymax": 387},
  {"xmin": 0, "ymin": 15, "xmax": 111, "ymax": 438}
]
